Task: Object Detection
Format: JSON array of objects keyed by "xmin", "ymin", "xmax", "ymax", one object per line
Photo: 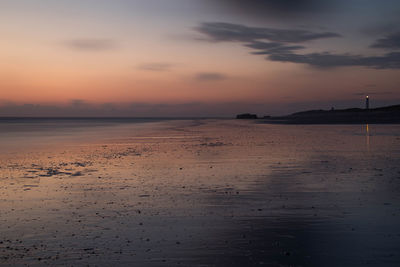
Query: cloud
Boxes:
[
  {"xmin": 64, "ymin": 38, "xmax": 117, "ymax": 51},
  {"xmin": 196, "ymin": 22, "xmax": 340, "ymax": 43},
  {"xmin": 245, "ymin": 41, "xmax": 305, "ymax": 55},
  {"xmin": 195, "ymin": 72, "xmax": 227, "ymax": 81},
  {"xmin": 196, "ymin": 22, "xmax": 400, "ymax": 69},
  {"xmin": 267, "ymin": 51, "xmax": 400, "ymax": 69},
  {"xmin": 370, "ymin": 32, "xmax": 400, "ymax": 50},
  {"xmin": 137, "ymin": 63, "xmax": 172, "ymax": 72}
]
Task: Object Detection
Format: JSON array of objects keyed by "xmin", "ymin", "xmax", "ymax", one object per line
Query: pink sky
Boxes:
[{"xmin": 1, "ymin": 0, "xmax": 399, "ymax": 116}]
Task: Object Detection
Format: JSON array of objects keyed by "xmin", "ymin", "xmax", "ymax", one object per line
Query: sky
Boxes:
[{"xmin": 1, "ymin": 0, "xmax": 400, "ymax": 117}]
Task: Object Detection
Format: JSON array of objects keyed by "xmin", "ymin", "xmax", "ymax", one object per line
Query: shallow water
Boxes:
[{"xmin": 0, "ymin": 119, "xmax": 399, "ymax": 266}]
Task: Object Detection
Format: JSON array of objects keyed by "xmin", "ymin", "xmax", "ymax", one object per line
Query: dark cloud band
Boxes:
[
  {"xmin": 371, "ymin": 32, "xmax": 400, "ymax": 50},
  {"xmin": 197, "ymin": 22, "xmax": 340, "ymax": 43},
  {"xmin": 197, "ymin": 22, "xmax": 400, "ymax": 69},
  {"xmin": 268, "ymin": 52, "xmax": 400, "ymax": 69}
]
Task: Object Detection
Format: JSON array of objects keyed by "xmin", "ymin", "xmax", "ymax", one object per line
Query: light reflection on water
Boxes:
[{"xmin": 0, "ymin": 119, "xmax": 399, "ymax": 266}]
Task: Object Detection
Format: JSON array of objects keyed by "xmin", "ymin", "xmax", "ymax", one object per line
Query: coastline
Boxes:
[{"xmin": 239, "ymin": 104, "xmax": 400, "ymax": 124}]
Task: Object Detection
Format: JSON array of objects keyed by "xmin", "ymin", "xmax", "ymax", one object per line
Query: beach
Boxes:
[{"xmin": 0, "ymin": 119, "xmax": 400, "ymax": 266}]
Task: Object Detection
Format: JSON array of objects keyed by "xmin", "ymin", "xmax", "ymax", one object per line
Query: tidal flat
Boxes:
[{"xmin": 0, "ymin": 119, "xmax": 399, "ymax": 266}]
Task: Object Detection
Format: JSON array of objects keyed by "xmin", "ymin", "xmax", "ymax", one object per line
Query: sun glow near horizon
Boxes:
[{"xmin": 1, "ymin": 0, "xmax": 400, "ymax": 116}]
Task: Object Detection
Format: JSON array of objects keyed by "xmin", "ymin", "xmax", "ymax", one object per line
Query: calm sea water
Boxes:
[
  {"xmin": 0, "ymin": 117, "xmax": 174, "ymax": 134},
  {"xmin": 0, "ymin": 119, "xmax": 399, "ymax": 266},
  {"xmin": 0, "ymin": 118, "xmax": 176, "ymax": 150}
]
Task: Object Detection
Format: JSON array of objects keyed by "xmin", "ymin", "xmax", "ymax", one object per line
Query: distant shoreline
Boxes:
[{"xmin": 237, "ymin": 104, "xmax": 400, "ymax": 124}]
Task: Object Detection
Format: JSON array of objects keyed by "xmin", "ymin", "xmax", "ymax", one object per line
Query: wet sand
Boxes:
[{"xmin": 0, "ymin": 119, "xmax": 400, "ymax": 266}]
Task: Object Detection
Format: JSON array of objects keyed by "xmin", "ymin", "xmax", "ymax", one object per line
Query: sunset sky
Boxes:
[{"xmin": 1, "ymin": 0, "xmax": 400, "ymax": 116}]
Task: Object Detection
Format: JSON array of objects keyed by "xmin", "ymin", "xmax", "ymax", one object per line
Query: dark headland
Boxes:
[{"xmin": 236, "ymin": 104, "xmax": 400, "ymax": 124}]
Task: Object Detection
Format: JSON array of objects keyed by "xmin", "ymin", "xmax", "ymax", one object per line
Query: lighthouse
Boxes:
[{"xmin": 365, "ymin": 95, "xmax": 369, "ymax": 110}]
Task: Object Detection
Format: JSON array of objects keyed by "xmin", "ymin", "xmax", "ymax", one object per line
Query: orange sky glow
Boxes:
[{"xmin": 1, "ymin": 0, "xmax": 399, "ymax": 116}]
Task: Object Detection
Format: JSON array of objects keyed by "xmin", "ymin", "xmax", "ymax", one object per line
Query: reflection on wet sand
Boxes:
[
  {"xmin": 0, "ymin": 119, "xmax": 399, "ymax": 266},
  {"xmin": 366, "ymin": 124, "xmax": 370, "ymax": 152}
]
